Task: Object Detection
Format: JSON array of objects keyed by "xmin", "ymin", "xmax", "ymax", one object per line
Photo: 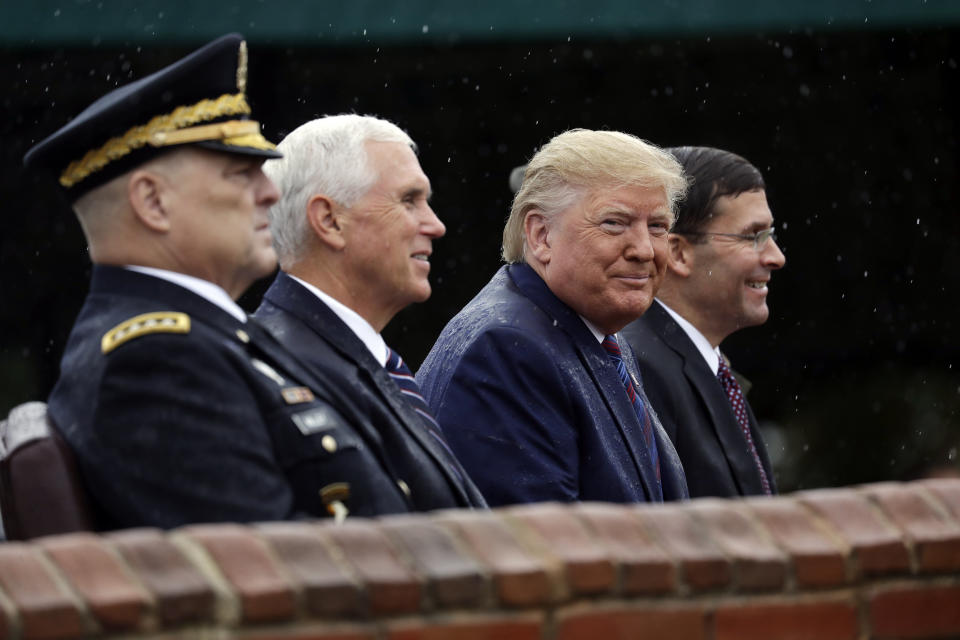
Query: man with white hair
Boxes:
[
  {"xmin": 254, "ymin": 114, "xmax": 487, "ymax": 513},
  {"xmin": 417, "ymin": 129, "xmax": 690, "ymax": 506}
]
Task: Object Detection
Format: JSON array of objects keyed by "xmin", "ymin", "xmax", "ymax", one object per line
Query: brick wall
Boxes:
[{"xmin": 1, "ymin": 478, "xmax": 958, "ymax": 640}]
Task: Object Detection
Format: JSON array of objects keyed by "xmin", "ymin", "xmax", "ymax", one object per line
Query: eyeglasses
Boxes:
[{"xmin": 675, "ymin": 228, "xmax": 778, "ymax": 252}]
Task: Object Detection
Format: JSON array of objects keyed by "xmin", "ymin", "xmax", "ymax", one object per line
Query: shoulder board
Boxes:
[{"xmin": 101, "ymin": 312, "xmax": 190, "ymax": 354}]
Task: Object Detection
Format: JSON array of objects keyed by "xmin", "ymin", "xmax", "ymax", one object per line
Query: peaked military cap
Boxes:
[{"xmin": 23, "ymin": 33, "xmax": 281, "ymax": 201}]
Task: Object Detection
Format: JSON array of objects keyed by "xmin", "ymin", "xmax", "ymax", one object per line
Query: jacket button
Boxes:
[
  {"xmin": 321, "ymin": 435, "xmax": 337, "ymax": 452},
  {"xmin": 396, "ymin": 479, "xmax": 411, "ymax": 497}
]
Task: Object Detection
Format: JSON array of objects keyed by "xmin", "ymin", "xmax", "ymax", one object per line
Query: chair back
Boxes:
[{"xmin": 0, "ymin": 402, "xmax": 95, "ymax": 539}]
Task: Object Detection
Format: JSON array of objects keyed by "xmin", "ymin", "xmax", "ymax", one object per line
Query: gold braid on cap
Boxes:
[{"xmin": 59, "ymin": 91, "xmax": 275, "ymax": 188}]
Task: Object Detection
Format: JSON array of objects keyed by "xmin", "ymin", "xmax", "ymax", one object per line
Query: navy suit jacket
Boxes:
[
  {"xmin": 416, "ymin": 263, "xmax": 688, "ymax": 506},
  {"xmin": 621, "ymin": 300, "xmax": 777, "ymax": 497},
  {"xmin": 49, "ymin": 266, "xmax": 416, "ymax": 529},
  {"xmin": 253, "ymin": 271, "xmax": 487, "ymax": 511}
]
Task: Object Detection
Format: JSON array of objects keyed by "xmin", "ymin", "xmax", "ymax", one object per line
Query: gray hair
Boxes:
[
  {"xmin": 502, "ymin": 129, "xmax": 688, "ymax": 263},
  {"xmin": 264, "ymin": 114, "xmax": 415, "ymax": 269}
]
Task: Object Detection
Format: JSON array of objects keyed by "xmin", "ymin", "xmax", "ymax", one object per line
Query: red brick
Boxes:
[
  {"xmin": 323, "ymin": 520, "xmax": 421, "ymax": 615},
  {"xmin": 573, "ymin": 502, "xmax": 675, "ymax": 594},
  {"xmin": 435, "ymin": 511, "xmax": 551, "ymax": 607},
  {"xmin": 864, "ymin": 483, "xmax": 960, "ymax": 572},
  {"xmin": 506, "ymin": 503, "xmax": 615, "ymax": 596},
  {"xmin": 687, "ymin": 500, "xmax": 787, "ymax": 590},
  {"xmin": 108, "ymin": 528, "xmax": 215, "ymax": 626},
  {"xmin": 0, "ymin": 544, "xmax": 88, "ymax": 639},
  {"xmin": 243, "ymin": 625, "xmax": 377, "ymax": 640},
  {"xmin": 869, "ymin": 583, "xmax": 960, "ymax": 638},
  {"xmin": 714, "ymin": 597, "xmax": 858, "ymax": 640},
  {"xmin": 797, "ymin": 487, "xmax": 909, "ymax": 576},
  {"xmin": 744, "ymin": 498, "xmax": 848, "ymax": 587},
  {"xmin": 40, "ymin": 533, "xmax": 149, "ymax": 631},
  {"xmin": 256, "ymin": 522, "xmax": 363, "ymax": 617},
  {"xmin": 633, "ymin": 504, "xmax": 731, "ymax": 591},
  {"xmin": 181, "ymin": 524, "xmax": 296, "ymax": 623},
  {"xmin": 379, "ymin": 515, "xmax": 488, "ymax": 608},
  {"xmin": 557, "ymin": 604, "xmax": 706, "ymax": 640},
  {"xmin": 388, "ymin": 614, "xmax": 542, "ymax": 640},
  {"xmin": 919, "ymin": 478, "xmax": 960, "ymax": 520}
]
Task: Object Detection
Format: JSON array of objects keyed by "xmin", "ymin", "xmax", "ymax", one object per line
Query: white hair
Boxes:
[{"xmin": 264, "ymin": 114, "xmax": 415, "ymax": 269}]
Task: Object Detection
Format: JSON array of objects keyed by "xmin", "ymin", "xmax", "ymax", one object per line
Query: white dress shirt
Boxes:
[
  {"xmin": 655, "ymin": 298, "xmax": 721, "ymax": 375},
  {"xmin": 288, "ymin": 274, "xmax": 389, "ymax": 366},
  {"xmin": 124, "ymin": 265, "xmax": 247, "ymax": 322}
]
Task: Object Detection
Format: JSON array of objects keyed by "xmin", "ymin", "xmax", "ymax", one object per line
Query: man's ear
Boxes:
[
  {"xmin": 667, "ymin": 233, "xmax": 694, "ymax": 278},
  {"xmin": 306, "ymin": 194, "xmax": 346, "ymax": 251},
  {"xmin": 127, "ymin": 169, "xmax": 172, "ymax": 232},
  {"xmin": 524, "ymin": 209, "xmax": 551, "ymax": 265}
]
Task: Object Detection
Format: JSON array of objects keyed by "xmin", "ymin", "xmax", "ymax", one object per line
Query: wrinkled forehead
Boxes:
[{"xmin": 579, "ymin": 181, "xmax": 671, "ymax": 215}]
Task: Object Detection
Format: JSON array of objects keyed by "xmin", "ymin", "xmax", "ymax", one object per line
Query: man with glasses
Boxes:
[{"xmin": 621, "ymin": 146, "xmax": 786, "ymax": 498}]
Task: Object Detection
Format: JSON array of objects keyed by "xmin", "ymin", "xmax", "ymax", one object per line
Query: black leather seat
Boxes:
[{"xmin": 0, "ymin": 401, "xmax": 94, "ymax": 539}]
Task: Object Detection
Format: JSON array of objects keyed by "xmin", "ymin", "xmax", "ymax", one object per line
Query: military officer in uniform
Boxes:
[{"xmin": 23, "ymin": 34, "xmax": 448, "ymax": 529}]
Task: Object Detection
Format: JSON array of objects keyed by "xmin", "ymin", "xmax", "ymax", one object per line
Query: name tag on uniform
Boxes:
[{"xmin": 291, "ymin": 407, "xmax": 336, "ymax": 435}]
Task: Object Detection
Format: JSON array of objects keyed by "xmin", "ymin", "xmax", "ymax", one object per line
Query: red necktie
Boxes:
[
  {"xmin": 716, "ymin": 357, "xmax": 772, "ymax": 495},
  {"xmin": 602, "ymin": 335, "xmax": 662, "ymax": 500}
]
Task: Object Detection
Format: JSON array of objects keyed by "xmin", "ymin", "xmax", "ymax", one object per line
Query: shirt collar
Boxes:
[
  {"xmin": 579, "ymin": 315, "xmax": 606, "ymax": 343},
  {"xmin": 288, "ymin": 274, "xmax": 388, "ymax": 366},
  {"xmin": 655, "ymin": 299, "xmax": 721, "ymax": 375},
  {"xmin": 124, "ymin": 265, "xmax": 247, "ymax": 322}
]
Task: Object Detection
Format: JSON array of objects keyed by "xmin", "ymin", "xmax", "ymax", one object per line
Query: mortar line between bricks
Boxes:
[
  {"xmin": 428, "ymin": 517, "xmax": 499, "ymax": 610},
  {"xmin": 0, "ymin": 575, "xmax": 22, "ymax": 640},
  {"xmin": 853, "ymin": 573, "xmax": 870, "ymax": 640},
  {"xmin": 913, "ymin": 485, "xmax": 960, "ymax": 525},
  {"xmin": 32, "ymin": 543, "xmax": 101, "ymax": 636},
  {"xmin": 857, "ymin": 488, "xmax": 921, "ymax": 574},
  {"xmin": 168, "ymin": 532, "xmax": 241, "ymax": 627},
  {"xmin": 95, "ymin": 535, "xmax": 161, "ymax": 630},
  {"xmin": 247, "ymin": 528, "xmax": 310, "ymax": 621},
  {"xmin": 619, "ymin": 508, "xmax": 694, "ymax": 597},
  {"xmin": 791, "ymin": 499, "xmax": 858, "ymax": 583},
  {"xmin": 309, "ymin": 524, "xmax": 377, "ymax": 618}
]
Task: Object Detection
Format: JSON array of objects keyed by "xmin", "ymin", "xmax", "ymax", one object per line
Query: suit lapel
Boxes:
[
  {"xmin": 646, "ymin": 302, "xmax": 763, "ymax": 495},
  {"xmin": 507, "ymin": 263, "xmax": 662, "ymax": 502},
  {"xmin": 262, "ymin": 272, "xmax": 479, "ymax": 505}
]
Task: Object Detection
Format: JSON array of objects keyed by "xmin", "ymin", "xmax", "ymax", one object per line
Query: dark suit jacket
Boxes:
[
  {"xmin": 621, "ymin": 300, "xmax": 777, "ymax": 497},
  {"xmin": 415, "ymin": 263, "xmax": 688, "ymax": 506},
  {"xmin": 49, "ymin": 266, "xmax": 417, "ymax": 530},
  {"xmin": 253, "ymin": 271, "xmax": 487, "ymax": 511}
]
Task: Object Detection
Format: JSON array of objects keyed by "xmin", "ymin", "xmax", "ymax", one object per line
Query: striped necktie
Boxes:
[
  {"xmin": 601, "ymin": 334, "xmax": 662, "ymax": 500},
  {"xmin": 385, "ymin": 348, "xmax": 465, "ymax": 482},
  {"xmin": 716, "ymin": 357, "xmax": 772, "ymax": 495}
]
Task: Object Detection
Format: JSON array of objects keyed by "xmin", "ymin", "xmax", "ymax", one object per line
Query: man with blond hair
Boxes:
[
  {"xmin": 417, "ymin": 129, "xmax": 690, "ymax": 505},
  {"xmin": 254, "ymin": 114, "xmax": 487, "ymax": 514}
]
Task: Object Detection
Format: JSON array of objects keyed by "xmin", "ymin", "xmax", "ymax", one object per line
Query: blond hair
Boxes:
[{"xmin": 502, "ymin": 129, "xmax": 687, "ymax": 263}]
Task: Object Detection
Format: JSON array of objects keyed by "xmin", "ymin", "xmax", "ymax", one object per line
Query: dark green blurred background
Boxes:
[{"xmin": 2, "ymin": 1, "xmax": 958, "ymax": 492}]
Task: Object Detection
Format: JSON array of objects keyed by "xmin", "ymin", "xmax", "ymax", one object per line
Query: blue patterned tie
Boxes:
[
  {"xmin": 717, "ymin": 357, "xmax": 772, "ymax": 495},
  {"xmin": 602, "ymin": 334, "xmax": 662, "ymax": 500},
  {"xmin": 385, "ymin": 348, "xmax": 465, "ymax": 482}
]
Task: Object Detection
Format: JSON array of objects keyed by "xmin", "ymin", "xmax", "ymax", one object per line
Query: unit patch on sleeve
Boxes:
[{"xmin": 282, "ymin": 386, "xmax": 315, "ymax": 404}]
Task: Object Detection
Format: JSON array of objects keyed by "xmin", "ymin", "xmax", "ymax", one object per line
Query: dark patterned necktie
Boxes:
[
  {"xmin": 716, "ymin": 357, "xmax": 772, "ymax": 495},
  {"xmin": 385, "ymin": 348, "xmax": 465, "ymax": 483},
  {"xmin": 601, "ymin": 334, "xmax": 662, "ymax": 500}
]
